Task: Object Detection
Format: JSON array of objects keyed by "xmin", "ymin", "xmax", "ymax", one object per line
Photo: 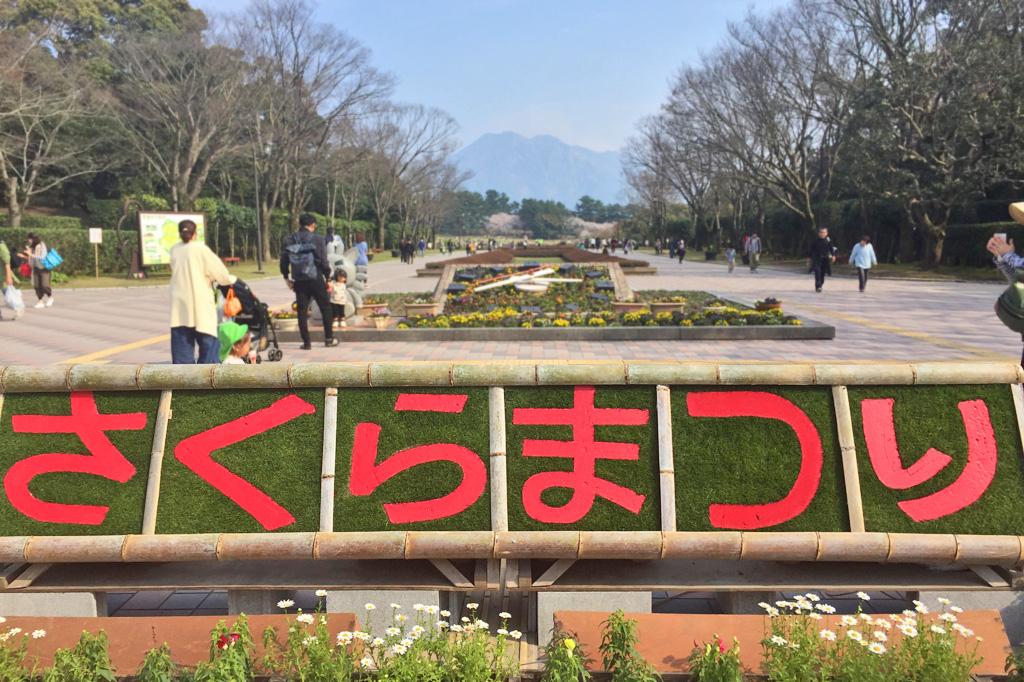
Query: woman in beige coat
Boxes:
[{"xmin": 169, "ymin": 220, "xmax": 235, "ymax": 363}]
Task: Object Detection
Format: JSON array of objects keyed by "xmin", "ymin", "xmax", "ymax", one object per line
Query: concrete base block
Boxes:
[
  {"xmin": 922, "ymin": 590, "xmax": 1024, "ymax": 646},
  {"xmin": 539, "ymin": 591, "xmax": 652, "ymax": 649},
  {"xmin": 0, "ymin": 592, "xmax": 106, "ymax": 617},
  {"xmin": 717, "ymin": 591, "xmax": 777, "ymax": 615},
  {"xmin": 228, "ymin": 589, "xmax": 293, "ymax": 615},
  {"xmin": 326, "ymin": 590, "xmax": 440, "ymax": 631}
]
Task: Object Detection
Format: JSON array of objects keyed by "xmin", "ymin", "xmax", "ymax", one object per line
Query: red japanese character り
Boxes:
[
  {"xmin": 349, "ymin": 393, "xmax": 486, "ymax": 524},
  {"xmin": 686, "ymin": 391, "xmax": 823, "ymax": 530},
  {"xmin": 5, "ymin": 392, "xmax": 148, "ymax": 525},
  {"xmin": 174, "ymin": 394, "xmax": 316, "ymax": 531},
  {"xmin": 512, "ymin": 385, "xmax": 649, "ymax": 524},
  {"xmin": 861, "ymin": 398, "xmax": 997, "ymax": 522}
]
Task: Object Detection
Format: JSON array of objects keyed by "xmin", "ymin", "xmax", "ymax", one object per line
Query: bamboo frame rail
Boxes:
[{"xmin": 0, "ymin": 532, "xmax": 1019, "ymax": 566}]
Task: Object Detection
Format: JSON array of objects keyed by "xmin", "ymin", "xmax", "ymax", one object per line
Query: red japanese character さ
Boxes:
[
  {"xmin": 512, "ymin": 385, "xmax": 649, "ymax": 524},
  {"xmin": 5, "ymin": 391, "xmax": 148, "ymax": 525}
]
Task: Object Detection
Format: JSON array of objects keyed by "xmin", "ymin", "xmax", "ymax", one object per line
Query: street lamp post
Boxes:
[{"xmin": 252, "ymin": 144, "xmax": 264, "ymax": 273}]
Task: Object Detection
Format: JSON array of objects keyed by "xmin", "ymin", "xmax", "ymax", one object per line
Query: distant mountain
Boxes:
[{"xmin": 451, "ymin": 132, "xmax": 626, "ymax": 207}]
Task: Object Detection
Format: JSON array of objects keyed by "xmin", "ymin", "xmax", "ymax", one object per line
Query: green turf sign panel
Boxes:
[{"xmin": 0, "ymin": 383, "xmax": 1022, "ymax": 535}]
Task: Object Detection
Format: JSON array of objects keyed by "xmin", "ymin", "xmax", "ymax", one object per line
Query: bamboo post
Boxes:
[
  {"xmin": 141, "ymin": 390, "xmax": 173, "ymax": 534},
  {"xmin": 320, "ymin": 388, "xmax": 339, "ymax": 532},
  {"xmin": 832, "ymin": 386, "xmax": 865, "ymax": 532},
  {"xmin": 489, "ymin": 387, "xmax": 509, "ymax": 532},
  {"xmin": 1011, "ymin": 384, "xmax": 1024, "ymax": 464},
  {"xmin": 656, "ymin": 385, "xmax": 676, "ymax": 531}
]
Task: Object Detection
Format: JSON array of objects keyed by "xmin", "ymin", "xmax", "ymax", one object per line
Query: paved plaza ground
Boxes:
[{"xmin": 0, "ymin": 251, "xmax": 1018, "ymax": 366}]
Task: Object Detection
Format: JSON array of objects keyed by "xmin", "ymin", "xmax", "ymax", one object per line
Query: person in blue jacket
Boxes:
[{"xmin": 849, "ymin": 235, "xmax": 878, "ymax": 293}]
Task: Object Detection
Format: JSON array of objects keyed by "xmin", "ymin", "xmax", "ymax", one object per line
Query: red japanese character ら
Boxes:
[
  {"xmin": 349, "ymin": 393, "xmax": 486, "ymax": 524},
  {"xmin": 861, "ymin": 398, "xmax": 997, "ymax": 522},
  {"xmin": 512, "ymin": 386, "xmax": 649, "ymax": 524},
  {"xmin": 5, "ymin": 392, "xmax": 148, "ymax": 525}
]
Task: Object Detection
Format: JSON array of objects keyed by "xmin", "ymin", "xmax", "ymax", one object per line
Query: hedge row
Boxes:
[
  {"xmin": 0, "ymin": 227, "xmax": 138, "ymax": 276},
  {"xmin": 0, "ymin": 215, "xmax": 83, "ymax": 230}
]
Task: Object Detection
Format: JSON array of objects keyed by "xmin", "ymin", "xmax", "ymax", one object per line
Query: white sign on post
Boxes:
[{"xmin": 89, "ymin": 228, "xmax": 103, "ymax": 244}]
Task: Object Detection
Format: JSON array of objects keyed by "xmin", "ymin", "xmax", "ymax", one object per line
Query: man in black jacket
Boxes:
[
  {"xmin": 281, "ymin": 214, "xmax": 339, "ymax": 349},
  {"xmin": 808, "ymin": 226, "xmax": 837, "ymax": 293}
]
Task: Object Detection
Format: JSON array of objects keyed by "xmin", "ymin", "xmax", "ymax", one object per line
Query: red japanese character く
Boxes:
[
  {"xmin": 512, "ymin": 385, "xmax": 649, "ymax": 524},
  {"xmin": 5, "ymin": 391, "xmax": 148, "ymax": 525},
  {"xmin": 861, "ymin": 398, "xmax": 997, "ymax": 522},
  {"xmin": 349, "ymin": 393, "xmax": 486, "ymax": 524},
  {"xmin": 686, "ymin": 391, "xmax": 823, "ymax": 530},
  {"xmin": 174, "ymin": 394, "xmax": 316, "ymax": 531}
]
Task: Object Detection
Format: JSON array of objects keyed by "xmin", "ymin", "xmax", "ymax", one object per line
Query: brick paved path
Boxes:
[{"xmin": 1, "ymin": 251, "xmax": 1017, "ymax": 365}]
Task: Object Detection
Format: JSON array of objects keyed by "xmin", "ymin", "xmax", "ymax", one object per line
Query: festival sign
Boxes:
[
  {"xmin": 138, "ymin": 212, "xmax": 206, "ymax": 266},
  {"xmin": 1, "ymin": 361, "xmax": 1023, "ymax": 543}
]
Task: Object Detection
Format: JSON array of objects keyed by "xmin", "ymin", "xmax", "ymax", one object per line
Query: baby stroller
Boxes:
[{"xmin": 219, "ymin": 279, "xmax": 283, "ymax": 362}]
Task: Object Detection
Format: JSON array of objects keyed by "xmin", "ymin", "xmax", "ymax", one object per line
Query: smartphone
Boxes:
[{"xmin": 995, "ymin": 233, "xmax": 1008, "ymax": 242}]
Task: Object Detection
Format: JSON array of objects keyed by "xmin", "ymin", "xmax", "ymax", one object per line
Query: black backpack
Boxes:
[{"xmin": 285, "ymin": 235, "xmax": 319, "ymax": 282}]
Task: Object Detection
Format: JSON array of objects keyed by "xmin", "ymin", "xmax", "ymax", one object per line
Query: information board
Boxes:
[{"xmin": 138, "ymin": 212, "xmax": 205, "ymax": 266}]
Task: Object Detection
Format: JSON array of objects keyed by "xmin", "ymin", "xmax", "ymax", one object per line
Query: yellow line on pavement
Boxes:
[
  {"xmin": 59, "ymin": 334, "xmax": 170, "ymax": 365},
  {"xmin": 796, "ymin": 303, "xmax": 1014, "ymax": 361}
]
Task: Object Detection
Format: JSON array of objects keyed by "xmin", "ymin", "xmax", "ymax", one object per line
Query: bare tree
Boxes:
[
  {"xmin": 0, "ymin": 29, "xmax": 105, "ymax": 226},
  {"xmin": 112, "ymin": 24, "xmax": 251, "ymax": 211},
  {"xmin": 362, "ymin": 104, "xmax": 460, "ymax": 247},
  {"xmin": 235, "ymin": 0, "xmax": 392, "ymax": 261}
]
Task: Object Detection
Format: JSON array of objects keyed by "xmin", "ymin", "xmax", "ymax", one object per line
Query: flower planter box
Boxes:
[
  {"xmin": 273, "ymin": 318, "xmax": 299, "ymax": 332},
  {"xmin": 612, "ymin": 301, "xmax": 648, "ymax": 314},
  {"xmin": 404, "ymin": 302, "xmax": 437, "ymax": 316},
  {"xmin": 649, "ymin": 302, "xmax": 684, "ymax": 315},
  {"xmin": 357, "ymin": 304, "xmax": 388, "ymax": 317},
  {"xmin": 756, "ymin": 302, "xmax": 783, "ymax": 311},
  {"xmin": 372, "ymin": 316, "xmax": 390, "ymax": 330}
]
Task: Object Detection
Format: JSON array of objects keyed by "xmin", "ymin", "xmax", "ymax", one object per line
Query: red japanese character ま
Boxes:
[
  {"xmin": 349, "ymin": 393, "xmax": 486, "ymax": 524},
  {"xmin": 512, "ymin": 385, "xmax": 649, "ymax": 524},
  {"xmin": 5, "ymin": 391, "xmax": 148, "ymax": 525},
  {"xmin": 686, "ymin": 391, "xmax": 823, "ymax": 530},
  {"xmin": 174, "ymin": 394, "xmax": 316, "ymax": 531},
  {"xmin": 861, "ymin": 398, "xmax": 997, "ymax": 522}
]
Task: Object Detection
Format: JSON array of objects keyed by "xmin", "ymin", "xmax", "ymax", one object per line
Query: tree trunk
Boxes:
[
  {"xmin": 260, "ymin": 202, "xmax": 274, "ymax": 264},
  {"xmin": 377, "ymin": 217, "xmax": 387, "ymax": 249},
  {"xmin": 6, "ymin": 179, "xmax": 21, "ymax": 228}
]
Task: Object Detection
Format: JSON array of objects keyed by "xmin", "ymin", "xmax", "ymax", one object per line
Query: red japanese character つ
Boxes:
[
  {"xmin": 512, "ymin": 385, "xmax": 649, "ymax": 524},
  {"xmin": 174, "ymin": 394, "xmax": 315, "ymax": 531},
  {"xmin": 861, "ymin": 398, "xmax": 997, "ymax": 522},
  {"xmin": 686, "ymin": 391, "xmax": 823, "ymax": 530},
  {"xmin": 5, "ymin": 391, "xmax": 148, "ymax": 525},
  {"xmin": 349, "ymin": 393, "xmax": 486, "ymax": 524}
]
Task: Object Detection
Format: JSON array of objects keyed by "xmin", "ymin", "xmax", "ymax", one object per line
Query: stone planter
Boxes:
[
  {"xmin": 273, "ymin": 318, "xmax": 299, "ymax": 332},
  {"xmin": 372, "ymin": 316, "xmax": 390, "ymax": 330},
  {"xmin": 756, "ymin": 301, "xmax": 783, "ymax": 312},
  {"xmin": 404, "ymin": 302, "xmax": 437, "ymax": 316},
  {"xmin": 612, "ymin": 301, "xmax": 648, "ymax": 314},
  {"xmin": 649, "ymin": 302, "xmax": 684, "ymax": 315}
]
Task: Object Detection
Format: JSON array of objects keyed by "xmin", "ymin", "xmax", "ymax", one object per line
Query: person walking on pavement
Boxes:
[
  {"xmin": 746, "ymin": 233, "xmax": 762, "ymax": 272},
  {"xmin": 849, "ymin": 234, "xmax": 878, "ymax": 293},
  {"xmin": 0, "ymin": 237, "xmax": 22, "ymax": 320},
  {"xmin": 169, "ymin": 219, "xmax": 236, "ymax": 364},
  {"xmin": 20, "ymin": 233, "xmax": 53, "ymax": 308},
  {"xmin": 677, "ymin": 238, "xmax": 686, "ymax": 264},
  {"xmin": 809, "ymin": 227, "xmax": 837, "ymax": 293},
  {"xmin": 282, "ymin": 214, "xmax": 339, "ymax": 349},
  {"xmin": 725, "ymin": 244, "xmax": 737, "ymax": 273}
]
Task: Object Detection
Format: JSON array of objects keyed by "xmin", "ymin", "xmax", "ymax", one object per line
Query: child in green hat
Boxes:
[{"xmin": 218, "ymin": 320, "xmax": 251, "ymax": 364}]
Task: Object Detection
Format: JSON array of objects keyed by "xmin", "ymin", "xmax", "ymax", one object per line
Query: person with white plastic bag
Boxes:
[{"xmin": 0, "ymin": 238, "xmax": 23, "ymax": 320}]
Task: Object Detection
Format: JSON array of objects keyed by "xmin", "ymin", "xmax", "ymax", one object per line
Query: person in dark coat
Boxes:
[
  {"xmin": 809, "ymin": 227, "xmax": 837, "ymax": 292},
  {"xmin": 281, "ymin": 214, "xmax": 338, "ymax": 349}
]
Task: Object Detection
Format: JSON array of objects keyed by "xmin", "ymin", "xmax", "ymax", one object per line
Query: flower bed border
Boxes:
[{"xmin": 277, "ymin": 316, "xmax": 835, "ymax": 342}]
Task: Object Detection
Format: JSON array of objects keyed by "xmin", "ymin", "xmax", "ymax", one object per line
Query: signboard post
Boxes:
[
  {"xmin": 137, "ymin": 212, "xmax": 206, "ymax": 267},
  {"xmin": 88, "ymin": 228, "xmax": 102, "ymax": 279}
]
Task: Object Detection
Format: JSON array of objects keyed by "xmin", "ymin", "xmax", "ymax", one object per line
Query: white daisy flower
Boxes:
[
  {"xmin": 497, "ymin": 628, "xmax": 509, "ymax": 635},
  {"xmin": 371, "ymin": 637, "xmax": 385, "ymax": 647},
  {"xmin": 315, "ymin": 589, "xmax": 328, "ymax": 598},
  {"xmin": 440, "ymin": 610, "xmax": 451, "ymax": 618},
  {"xmin": 804, "ymin": 593, "xmax": 821, "ymax": 602},
  {"xmin": 509, "ymin": 630, "xmax": 522, "ymax": 640},
  {"xmin": 769, "ymin": 635, "xmax": 787, "ymax": 646},
  {"xmin": 354, "ymin": 632, "xmax": 371, "ymax": 642},
  {"xmin": 426, "ymin": 605, "xmax": 439, "ymax": 615},
  {"xmin": 413, "ymin": 604, "xmax": 425, "ymax": 612},
  {"xmin": 846, "ymin": 630, "xmax": 863, "ymax": 642},
  {"xmin": 868, "ymin": 642, "xmax": 886, "ymax": 655},
  {"xmin": 337, "ymin": 631, "xmax": 354, "ymax": 644},
  {"xmin": 873, "ymin": 631, "xmax": 887, "ymax": 642},
  {"xmin": 474, "ymin": 620, "xmax": 489, "ymax": 630},
  {"xmin": 365, "ymin": 603, "xmax": 376, "ymax": 611},
  {"xmin": 296, "ymin": 614, "xmax": 314, "ymax": 625},
  {"xmin": 360, "ymin": 657, "xmax": 374, "ymax": 668},
  {"xmin": 437, "ymin": 621, "xmax": 450, "ymax": 629},
  {"xmin": 400, "ymin": 638, "xmax": 413, "ymax": 647},
  {"xmin": 953, "ymin": 624, "xmax": 974, "ymax": 637},
  {"xmin": 809, "ymin": 612, "xmax": 823, "ymax": 621},
  {"xmin": 950, "ymin": 606, "xmax": 964, "ymax": 614},
  {"xmin": 766, "ymin": 607, "xmax": 780, "ymax": 617},
  {"xmin": 391, "ymin": 644, "xmax": 407, "ymax": 655},
  {"xmin": 461, "ymin": 616, "xmax": 470, "ymax": 623},
  {"xmin": 758, "ymin": 602, "xmax": 772, "ymax": 611},
  {"xmin": 390, "ymin": 603, "xmax": 402, "ymax": 610},
  {"xmin": 856, "ymin": 591, "xmax": 871, "ymax": 601},
  {"xmin": 499, "ymin": 611, "xmax": 511, "ymax": 619},
  {"xmin": 930, "ymin": 625, "xmax": 946, "ymax": 635},
  {"xmin": 31, "ymin": 630, "xmax": 45, "ymax": 639},
  {"xmin": 385, "ymin": 627, "xmax": 401, "ymax": 636},
  {"xmin": 841, "ymin": 615, "xmax": 858, "ymax": 627},
  {"xmin": 410, "ymin": 625, "xmax": 425, "ymax": 636},
  {"xmin": 815, "ymin": 604, "xmax": 837, "ymax": 614},
  {"xmin": 875, "ymin": 619, "xmax": 892, "ymax": 630},
  {"xmin": 466, "ymin": 602, "xmax": 479, "ymax": 610},
  {"xmin": 394, "ymin": 614, "xmax": 408, "ymax": 623},
  {"xmin": 450, "ymin": 624, "xmax": 463, "ymax": 633},
  {"xmin": 937, "ymin": 597, "xmax": 951, "ymax": 605},
  {"xmin": 938, "ymin": 613, "xmax": 957, "ymax": 623},
  {"xmin": 898, "ymin": 624, "xmax": 918, "ymax": 638},
  {"xmin": 277, "ymin": 599, "xmax": 295, "ymax": 610},
  {"xmin": 819, "ymin": 629, "xmax": 837, "ymax": 641}
]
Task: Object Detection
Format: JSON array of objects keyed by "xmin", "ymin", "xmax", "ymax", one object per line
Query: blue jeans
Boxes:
[{"xmin": 171, "ymin": 326, "xmax": 220, "ymax": 364}]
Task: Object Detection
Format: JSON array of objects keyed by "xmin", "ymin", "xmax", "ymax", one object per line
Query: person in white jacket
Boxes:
[
  {"xmin": 169, "ymin": 220, "xmax": 236, "ymax": 363},
  {"xmin": 849, "ymin": 235, "xmax": 878, "ymax": 293}
]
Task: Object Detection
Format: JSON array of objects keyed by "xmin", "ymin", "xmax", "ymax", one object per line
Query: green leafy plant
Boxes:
[
  {"xmin": 0, "ymin": 621, "xmax": 36, "ymax": 682},
  {"xmin": 599, "ymin": 610, "xmax": 660, "ymax": 681},
  {"xmin": 135, "ymin": 643, "xmax": 178, "ymax": 682},
  {"xmin": 688, "ymin": 635, "xmax": 742, "ymax": 682},
  {"xmin": 1006, "ymin": 647, "xmax": 1024, "ymax": 681},
  {"xmin": 542, "ymin": 630, "xmax": 591, "ymax": 681},
  {"xmin": 43, "ymin": 631, "xmax": 116, "ymax": 682},
  {"xmin": 192, "ymin": 616, "xmax": 256, "ymax": 682}
]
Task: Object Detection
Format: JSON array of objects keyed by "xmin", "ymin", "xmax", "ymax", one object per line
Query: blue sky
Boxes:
[{"xmin": 195, "ymin": 0, "xmax": 789, "ymax": 152}]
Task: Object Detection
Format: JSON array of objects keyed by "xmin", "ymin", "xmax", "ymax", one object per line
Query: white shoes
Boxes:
[
  {"xmin": 33, "ymin": 300, "xmax": 44, "ymax": 309},
  {"xmin": 33, "ymin": 295, "xmax": 54, "ymax": 309},
  {"xmin": 45, "ymin": 294, "xmax": 53, "ymax": 307}
]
